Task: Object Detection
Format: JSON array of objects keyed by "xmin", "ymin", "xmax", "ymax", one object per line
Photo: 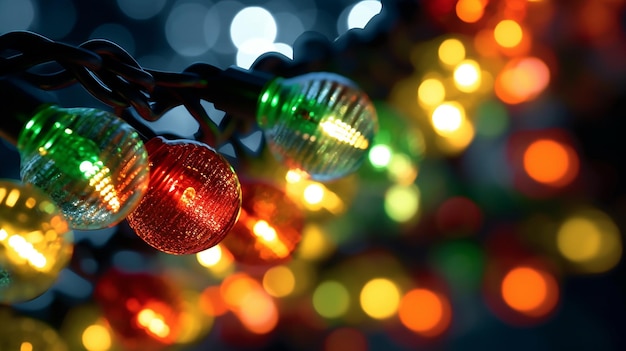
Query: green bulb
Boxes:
[
  {"xmin": 257, "ymin": 72, "xmax": 378, "ymax": 181},
  {"xmin": 17, "ymin": 105, "xmax": 150, "ymax": 230}
]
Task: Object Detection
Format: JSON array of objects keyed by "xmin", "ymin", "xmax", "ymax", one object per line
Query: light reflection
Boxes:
[{"xmin": 319, "ymin": 117, "xmax": 369, "ymax": 150}]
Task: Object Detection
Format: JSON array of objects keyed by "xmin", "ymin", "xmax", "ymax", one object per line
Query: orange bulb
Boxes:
[{"xmin": 221, "ymin": 181, "xmax": 303, "ymax": 265}]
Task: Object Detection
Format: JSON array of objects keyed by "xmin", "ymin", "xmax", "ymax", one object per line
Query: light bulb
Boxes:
[
  {"xmin": 257, "ymin": 72, "xmax": 378, "ymax": 181},
  {"xmin": 95, "ymin": 269, "xmax": 184, "ymax": 351},
  {"xmin": 17, "ymin": 105, "xmax": 150, "ymax": 230},
  {"xmin": 0, "ymin": 309, "xmax": 69, "ymax": 350},
  {"xmin": 221, "ymin": 181, "xmax": 303, "ymax": 265},
  {"xmin": 126, "ymin": 137, "xmax": 241, "ymax": 255},
  {"xmin": 0, "ymin": 179, "xmax": 73, "ymax": 303}
]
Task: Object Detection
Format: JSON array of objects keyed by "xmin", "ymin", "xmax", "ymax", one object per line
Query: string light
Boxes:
[
  {"xmin": 126, "ymin": 137, "xmax": 241, "ymax": 255},
  {"xmin": 221, "ymin": 181, "xmax": 303, "ymax": 265},
  {"xmin": 16, "ymin": 105, "xmax": 150, "ymax": 230},
  {"xmin": 94, "ymin": 269, "xmax": 184, "ymax": 350},
  {"xmin": 0, "ymin": 0, "xmax": 623, "ymax": 346},
  {"xmin": 0, "ymin": 180, "xmax": 73, "ymax": 304},
  {"xmin": 256, "ymin": 72, "xmax": 378, "ymax": 181}
]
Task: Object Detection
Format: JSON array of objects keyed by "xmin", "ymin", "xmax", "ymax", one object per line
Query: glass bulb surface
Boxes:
[
  {"xmin": 257, "ymin": 72, "xmax": 378, "ymax": 181},
  {"xmin": 126, "ymin": 137, "xmax": 241, "ymax": 255},
  {"xmin": 0, "ymin": 179, "xmax": 73, "ymax": 303},
  {"xmin": 17, "ymin": 105, "xmax": 150, "ymax": 230}
]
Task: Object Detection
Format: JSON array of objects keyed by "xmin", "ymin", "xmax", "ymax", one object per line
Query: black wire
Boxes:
[{"xmin": 0, "ymin": 31, "xmax": 224, "ymax": 130}]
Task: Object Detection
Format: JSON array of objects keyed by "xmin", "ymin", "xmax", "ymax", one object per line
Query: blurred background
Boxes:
[{"xmin": 1, "ymin": 0, "xmax": 626, "ymax": 350}]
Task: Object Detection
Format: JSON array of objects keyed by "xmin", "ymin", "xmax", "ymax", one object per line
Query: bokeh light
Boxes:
[
  {"xmin": 453, "ymin": 59, "xmax": 482, "ymax": 93},
  {"xmin": 313, "ymin": 280, "xmax": 351, "ymax": 319},
  {"xmin": 418, "ymin": 78, "xmax": 446, "ymax": 107},
  {"xmin": 501, "ymin": 266, "xmax": 559, "ymax": 317},
  {"xmin": 495, "ymin": 57, "xmax": 551, "ymax": 104},
  {"xmin": 165, "ymin": 3, "xmax": 210, "ymax": 57},
  {"xmin": 347, "ymin": 0, "xmax": 382, "ymax": 30},
  {"xmin": 0, "ymin": 0, "xmax": 34, "ymax": 32},
  {"xmin": 359, "ymin": 278, "xmax": 401, "ymax": 319},
  {"xmin": 494, "ymin": 20, "xmax": 523, "ymax": 48},
  {"xmin": 455, "ymin": 0, "xmax": 485, "ymax": 23},
  {"xmin": 398, "ymin": 288, "xmax": 452, "ymax": 337},
  {"xmin": 432, "ymin": 102, "xmax": 464, "ymax": 135},
  {"xmin": 556, "ymin": 209, "xmax": 622, "ymax": 273},
  {"xmin": 236, "ymin": 289, "xmax": 279, "ymax": 334},
  {"xmin": 384, "ymin": 184, "xmax": 420, "ymax": 223},
  {"xmin": 438, "ymin": 38, "xmax": 466, "ymax": 67},
  {"xmin": 230, "ymin": 6, "xmax": 277, "ymax": 48},
  {"xmin": 263, "ymin": 265, "xmax": 296, "ymax": 298},
  {"xmin": 523, "ymin": 138, "xmax": 579, "ymax": 187}
]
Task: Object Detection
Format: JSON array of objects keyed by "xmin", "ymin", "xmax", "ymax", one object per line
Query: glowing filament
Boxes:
[
  {"xmin": 84, "ymin": 163, "xmax": 121, "ymax": 213},
  {"xmin": 319, "ymin": 117, "xmax": 369, "ymax": 149},
  {"xmin": 6, "ymin": 189, "xmax": 20, "ymax": 208},
  {"xmin": 7, "ymin": 234, "xmax": 47, "ymax": 269},
  {"xmin": 252, "ymin": 220, "xmax": 289, "ymax": 258},
  {"xmin": 180, "ymin": 187, "xmax": 196, "ymax": 206},
  {"xmin": 136, "ymin": 308, "xmax": 171, "ymax": 339}
]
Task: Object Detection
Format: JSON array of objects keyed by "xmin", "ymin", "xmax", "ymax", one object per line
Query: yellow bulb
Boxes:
[{"xmin": 0, "ymin": 180, "xmax": 73, "ymax": 303}]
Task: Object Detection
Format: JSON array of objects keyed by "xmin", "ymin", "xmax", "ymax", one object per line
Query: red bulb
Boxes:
[
  {"xmin": 94, "ymin": 269, "xmax": 184, "ymax": 351},
  {"xmin": 221, "ymin": 181, "xmax": 303, "ymax": 265},
  {"xmin": 127, "ymin": 137, "xmax": 241, "ymax": 255}
]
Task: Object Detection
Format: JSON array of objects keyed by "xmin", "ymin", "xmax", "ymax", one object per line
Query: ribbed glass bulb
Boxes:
[
  {"xmin": 17, "ymin": 105, "xmax": 150, "ymax": 230},
  {"xmin": 257, "ymin": 72, "xmax": 378, "ymax": 181},
  {"xmin": 0, "ymin": 180, "xmax": 73, "ymax": 303},
  {"xmin": 126, "ymin": 137, "xmax": 242, "ymax": 255}
]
